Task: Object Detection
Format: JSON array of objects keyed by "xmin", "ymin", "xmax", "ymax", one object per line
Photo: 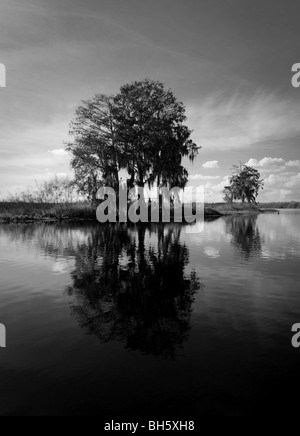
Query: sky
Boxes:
[{"xmin": 0, "ymin": 0, "xmax": 300, "ymax": 201}]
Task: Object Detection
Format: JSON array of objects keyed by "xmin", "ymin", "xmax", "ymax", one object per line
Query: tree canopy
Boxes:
[
  {"xmin": 224, "ymin": 164, "xmax": 264, "ymax": 204},
  {"xmin": 67, "ymin": 94, "xmax": 122, "ymax": 200},
  {"xmin": 67, "ymin": 79, "xmax": 200, "ymax": 202}
]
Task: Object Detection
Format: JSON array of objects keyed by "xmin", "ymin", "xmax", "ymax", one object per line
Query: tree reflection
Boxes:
[
  {"xmin": 66, "ymin": 224, "xmax": 201, "ymax": 359},
  {"xmin": 226, "ymin": 215, "xmax": 263, "ymax": 260},
  {"xmin": 0, "ymin": 223, "xmax": 88, "ymax": 259}
]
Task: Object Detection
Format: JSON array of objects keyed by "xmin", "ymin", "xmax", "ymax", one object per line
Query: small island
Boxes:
[
  {"xmin": 1, "ymin": 78, "xmax": 291, "ymax": 225},
  {"xmin": 0, "ymin": 200, "xmax": 284, "ymax": 224}
]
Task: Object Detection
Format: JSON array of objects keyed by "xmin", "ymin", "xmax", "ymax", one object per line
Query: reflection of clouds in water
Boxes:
[
  {"xmin": 203, "ymin": 220, "xmax": 227, "ymax": 240},
  {"xmin": 185, "ymin": 221, "xmax": 204, "ymax": 234},
  {"xmin": 0, "ymin": 224, "xmax": 92, "ymax": 261},
  {"xmin": 261, "ymin": 245, "xmax": 300, "ymax": 261},
  {"xmin": 204, "ymin": 247, "xmax": 220, "ymax": 258},
  {"xmin": 257, "ymin": 213, "xmax": 300, "ymax": 259},
  {"xmin": 257, "ymin": 214, "xmax": 300, "ymax": 244},
  {"xmin": 261, "ymin": 248, "xmax": 286, "ymax": 261},
  {"xmin": 186, "ymin": 219, "xmax": 231, "ymax": 244},
  {"xmin": 69, "ymin": 230, "xmax": 90, "ymax": 245},
  {"xmin": 51, "ymin": 259, "xmax": 71, "ymax": 275}
]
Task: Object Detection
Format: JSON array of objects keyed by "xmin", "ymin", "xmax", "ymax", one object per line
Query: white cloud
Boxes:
[
  {"xmin": 286, "ymin": 160, "xmax": 300, "ymax": 168},
  {"xmin": 246, "ymin": 157, "xmax": 285, "ymax": 169},
  {"xmin": 258, "ymin": 172, "xmax": 300, "ymax": 201},
  {"xmin": 48, "ymin": 149, "xmax": 69, "ymax": 156},
  {"xmin": 204, "ymin": 247, "xmax": 220, "ymax": 258},
  {"xmin": 187, "ymin": 90, "xmax": 300, "ymax": 151},
  {"xmin": 189, "ymin": 174, "xmax": 220, "ymax": 181},
  {"xmin": 199, "ymin": 176, "xmax": 230, "ymax": 202},
  {"xmin": 246, "ymin": 157, "xmax": 300, "ymax": 173},
  {"xmin": 243, "ymin": 159, "xmax": 300, "ymax": 201},
  {"xmin": 285, "ymin": 173, "xmax": 300, "ymax": 188},
  {"xmin": 195, "ymin": 161, "xmax": 300, "ymax": 202},
  {"xmin": 202, "ymin": 160, "xmax": 219, "ymax": 169}
]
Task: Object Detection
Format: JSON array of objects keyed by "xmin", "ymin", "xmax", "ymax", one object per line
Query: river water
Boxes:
[{"xmin": 0, "ymin": 211, "xmax": 300, "ymax": 416}]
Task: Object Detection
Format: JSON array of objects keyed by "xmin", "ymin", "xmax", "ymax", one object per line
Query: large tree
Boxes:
[
  {"xmin": 67, "ymin": 94, "xmax": 124, "ymax": 202},
  {"xmin": 67, "ymin": 80, "xmax": 199, "ymax": 202},
  {"xmin": 114, "ymin": 79, "xmax": 200, "ymax": 192},
  {"xmin": 225, "ymin": 164, "xmax": 264, "ymax": 204}
]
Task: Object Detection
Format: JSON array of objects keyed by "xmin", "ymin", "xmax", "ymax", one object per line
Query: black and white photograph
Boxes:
[{"xmin": 1, "ymin": 0, "xmax": 300, "ymax": 420}]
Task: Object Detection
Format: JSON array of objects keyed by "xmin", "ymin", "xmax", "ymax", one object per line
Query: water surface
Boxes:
[{"xmin": 1, "ymin": 211, "xmax": 300, "ymax": 416}]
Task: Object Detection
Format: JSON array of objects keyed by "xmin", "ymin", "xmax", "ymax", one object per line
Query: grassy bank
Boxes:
[
  {"xmin": 0, "ymin": 201, "xmax": 271, "ymax": 223},
  {"xmin": 0, "ymin": 202, "xmax": 95, "ymax": 223},
  {"xmin": 205, "ymin": 202, "xmax": 262, "ymax": 215},
  {"xmin": 258, "ymin": 201, "xmax": 300, "ymax": 209}
]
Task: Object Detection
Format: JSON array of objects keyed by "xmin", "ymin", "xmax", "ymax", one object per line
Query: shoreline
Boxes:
[{"xmin": 0, "ymin": 202, "xmax": 280, "ymax": 224}]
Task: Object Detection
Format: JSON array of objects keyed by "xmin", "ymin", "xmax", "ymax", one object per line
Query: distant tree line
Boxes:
[{"xmin": 258, "ymin": 201, "xmax": 300, "ymax": 209}]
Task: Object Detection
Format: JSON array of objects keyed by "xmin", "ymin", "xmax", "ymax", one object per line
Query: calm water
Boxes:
[{"xmin": 0, "ymin": 211, "xmax": 300, "ymax": 416}]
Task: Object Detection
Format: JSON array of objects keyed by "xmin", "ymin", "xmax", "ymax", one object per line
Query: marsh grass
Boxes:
[
  {"xmin": 0, "ymin": 202, "xmax": 95, "ymax": 223},
  {"xmin": 205, "ymin": 202, "xmax": 260, "ymax": 215},
  {"xmin": 0, "ymin": 201, "xmax": 277, "ymax": 224}
]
